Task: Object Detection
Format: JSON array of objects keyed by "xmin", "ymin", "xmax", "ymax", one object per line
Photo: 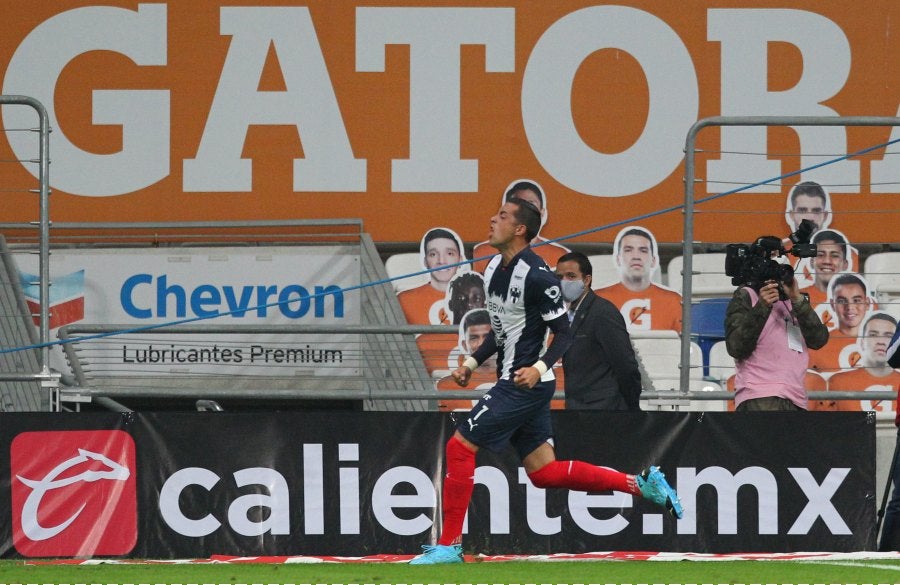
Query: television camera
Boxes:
[{"xmin": 724, "ymin": 219, "xmax": 818, "ymax": 299}]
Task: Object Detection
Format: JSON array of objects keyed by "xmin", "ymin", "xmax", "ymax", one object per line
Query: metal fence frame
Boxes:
[
  {"xmin": 55, "ymin": 322, "xmax": 895, "ymax": 407},
  {"xmin": 0, "ymin": 96, "xmax": 57, "ymax": 407}
]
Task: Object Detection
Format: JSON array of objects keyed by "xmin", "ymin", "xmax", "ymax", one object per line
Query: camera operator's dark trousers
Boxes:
[
  {"xmin": 735, "ymin": 397, "xmax": 804, "ymax": 411},
  {"xmin": 880, "ymin": 432, "xmax": 900, "ymax": 550}
]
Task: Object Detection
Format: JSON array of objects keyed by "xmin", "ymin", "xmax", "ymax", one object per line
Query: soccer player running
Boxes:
[{"xmin": 409, "ymin": 197, "xmax": 683, "ymax": 565}]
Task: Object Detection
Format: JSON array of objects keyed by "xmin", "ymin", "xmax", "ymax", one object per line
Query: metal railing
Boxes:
[
  {"xmin": 55, "ymin": 322, "xmax": 895, "ymax": 408},
  {"xmin": 0, "ymin": 96, "xmax": 56, "ymax": 409}
]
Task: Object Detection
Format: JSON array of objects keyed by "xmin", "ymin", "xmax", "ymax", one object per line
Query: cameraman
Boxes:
[{"xmin": 725, "ymin": 271, "xmax": 829, "ymax": 411}]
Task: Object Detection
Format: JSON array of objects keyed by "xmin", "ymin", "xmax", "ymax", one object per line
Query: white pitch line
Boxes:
[{"xmin": 800, "ymin": 559, "xmax": 900, "ymax": 571}]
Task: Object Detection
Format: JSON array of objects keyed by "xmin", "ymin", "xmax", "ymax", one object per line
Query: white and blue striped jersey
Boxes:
[
  {"xmin": 889, "ymin": 326, "xmax": 900, "ymax": 368},
  {"xmin": 480, "ymin": 247, "xmax": 568, "ymax": 382}
]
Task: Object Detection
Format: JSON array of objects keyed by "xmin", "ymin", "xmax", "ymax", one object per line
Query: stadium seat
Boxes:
[
  {"xmin": 690, "ymin": 298, "xmax": 729, "ymax": 375},
  {"xmin": 667, "ymin": 254, "xmax": 734, "ymax": 299},
  {"xmin": 385, "ymin": 253, "xmax": 429, "ymax": 292},
  {"xmin": 586, "ymin": 254, "xmax": 620, "ymax": 289},
  {"xmin": 707, "ymin": 340, "xmax": 735, "ymax": 385},
  {"xmin": 864, "ymin": 252, "xmax": 900, "ymax": 315},
  {"xmin": 632, "ymin": 333, "xmax": 703, "ymax": 392},
  {"xmin": 631, "ymin": 332, "xmax": 723, "ymax": 411},
  {"xmin": 687, "ymin": 378, "xmax": 727, "ymax": 412}
]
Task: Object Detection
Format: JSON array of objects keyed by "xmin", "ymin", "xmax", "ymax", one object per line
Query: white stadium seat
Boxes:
[
  {"xmin": 864, "ymin": 252, "xmax": 900, "ymax": 317},
  {"xmin": 632, "ymin": 332, "xmax": 725, "ymax": 411},
  {"xmin": 385, "ymin": 253, "xmax": 428, "ymax": 292},
  {"xmin": 707, "ymin": 340, "xmax": 736, "ymax": 385},
  {"xmin": 687, "ymin": 379, "xmax": 728, "ymax": 412},
  {"xmin": 631, "ymin": 332, "xmax": 703, "ymax": 388},
  {"xmin": 586, "ymin": 254, "xmax": 622, "ymax": 289},
  {"xmin": 667, "ymin": 254, "xmax": 734, "ymax": 299}
]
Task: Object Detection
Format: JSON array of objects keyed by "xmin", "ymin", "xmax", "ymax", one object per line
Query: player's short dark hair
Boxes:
[
  {"xmin": 422, "ymin": 228, "xmax": 460, "ymax": 251},
  {"xmin": 617, "ymin": 227, "xmax": 655, "ymax": 254},
  {"xmin": 448, "ymin": 273, "xmax": 485, "ymax": 321},
  {"xmin": 863, "ymin": 312, "xmax": 897, "ymax": 334},
  {"xmin": 831, "ymin": 273, "xmax": 867, "ymax": 295},
  {"xmin": 507, "ymin": 196, "xmax": 541, "ymax": 242},
  {"xmin": 504, "ymin": 180, "xmax": 544, "ymax": 209},
  {"xmin": 791, "ymin": 181, "xmax": 827, "ymax": 207},
  {"xmin": 462, "ymin": 308, "xmax": 491, "ymax": 331},
  {"xmin": 450, "ymin": 272, "xmax": 483, "ymax": 295},
  {"xmin": 812, "ymin": 230, "xmax": 848, "ymax": 257},
  {"xmin": 557, "ymin": 251, "xmax": 592, "ymax": 277}
]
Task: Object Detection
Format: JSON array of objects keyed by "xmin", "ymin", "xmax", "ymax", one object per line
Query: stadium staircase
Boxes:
[{"xmin": 0, "ymin": 234, "xmax": 47, "ymax": 411}]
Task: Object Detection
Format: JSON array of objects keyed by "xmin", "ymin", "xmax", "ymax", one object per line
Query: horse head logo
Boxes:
[{"xmin": 16, "ymin": 448, "xmax": 131, "ymax": 541}]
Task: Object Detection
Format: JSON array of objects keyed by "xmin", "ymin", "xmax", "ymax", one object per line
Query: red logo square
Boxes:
[{"xmin": 10, "ymin": 430, "xmax": 137, "ymax": 557}]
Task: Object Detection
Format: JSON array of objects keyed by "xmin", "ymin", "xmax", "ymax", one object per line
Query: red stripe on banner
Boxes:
[
  {"xmin": 26, "ymin": 297, "xmax": 84, "ymax": 328},
  {"xmin": 35, "ymin": 551, "xmax": 899, "ymax": 565}
]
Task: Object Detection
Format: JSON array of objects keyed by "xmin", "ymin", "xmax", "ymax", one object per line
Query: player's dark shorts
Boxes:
[{"xmin": 457, "ymin": 378, "xmax": 556, "ymax": 459}]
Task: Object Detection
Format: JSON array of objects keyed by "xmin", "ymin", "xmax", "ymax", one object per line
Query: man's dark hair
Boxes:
[
  {"xmin": 462, "ymin": 308, "xmax": 491, "ymax": 331},
  {"xmin": 422, "ymin": 227, "xmax": 460, "ymax": 251},
  {"xmin": 507, "ymin": 196, "xmax": 541, "ymax": 242},
  {"xmin": 504, "ymin": 180, "xmax": 544, "ymax": 209},
  {"xmin": 617, "ymin": 227, "xmax": 655, "ymax": 254},
  {"xmin": 558, "ymin": 251, "xmax": 593, "ymax": 277},
  {"xmin": 812, "ymin": 229, "xmax": 848, "ymax": 257},
  {"xmin": 791, "ymin": 181, "xmax": 828, "ymax": 207},
  {"xmin": 831, "ymin": 272, "xmax": 867, "ymax": 296},
  {"xmin": 864, "ymin": 312, "xmax": 897, "ymax": 334},
  {"xmin": 448, "ymin": 273, "xmax": 485, "ymax": 323}
]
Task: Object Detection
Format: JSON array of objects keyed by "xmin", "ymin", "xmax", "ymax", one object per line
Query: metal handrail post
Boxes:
[{"xmin": 1, "ymin": 95, "xmax": 54, "ymax": 409}]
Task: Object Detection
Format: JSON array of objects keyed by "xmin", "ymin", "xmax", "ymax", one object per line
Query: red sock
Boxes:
[
  {"xmin": 437, "ymin": 436, "xmax": 476, "ymax": 546},
  {"xmin": 527, "ymin": 460, "xmax": 639, "ymax": 495}
]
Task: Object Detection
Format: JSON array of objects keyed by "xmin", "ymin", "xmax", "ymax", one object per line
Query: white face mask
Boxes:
[{"xmin": 561, "ymin": 279, "xmax": 585, "ymax": 303}]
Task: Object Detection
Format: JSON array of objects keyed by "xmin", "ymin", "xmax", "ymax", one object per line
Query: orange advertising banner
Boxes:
[{"xmin": 0, "ymin": 1, "xmax": 897, "ymax": 246}]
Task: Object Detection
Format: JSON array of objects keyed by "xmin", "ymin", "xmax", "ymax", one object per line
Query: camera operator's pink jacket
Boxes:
[{"xmin": 734, "ymin": 287, "xmax": 809, "ymax": 410}]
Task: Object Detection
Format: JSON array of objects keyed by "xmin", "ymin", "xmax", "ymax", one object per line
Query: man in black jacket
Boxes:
[{"xmin": 556, "ymin": 251, "xmax": 642, "ymax": 410}]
